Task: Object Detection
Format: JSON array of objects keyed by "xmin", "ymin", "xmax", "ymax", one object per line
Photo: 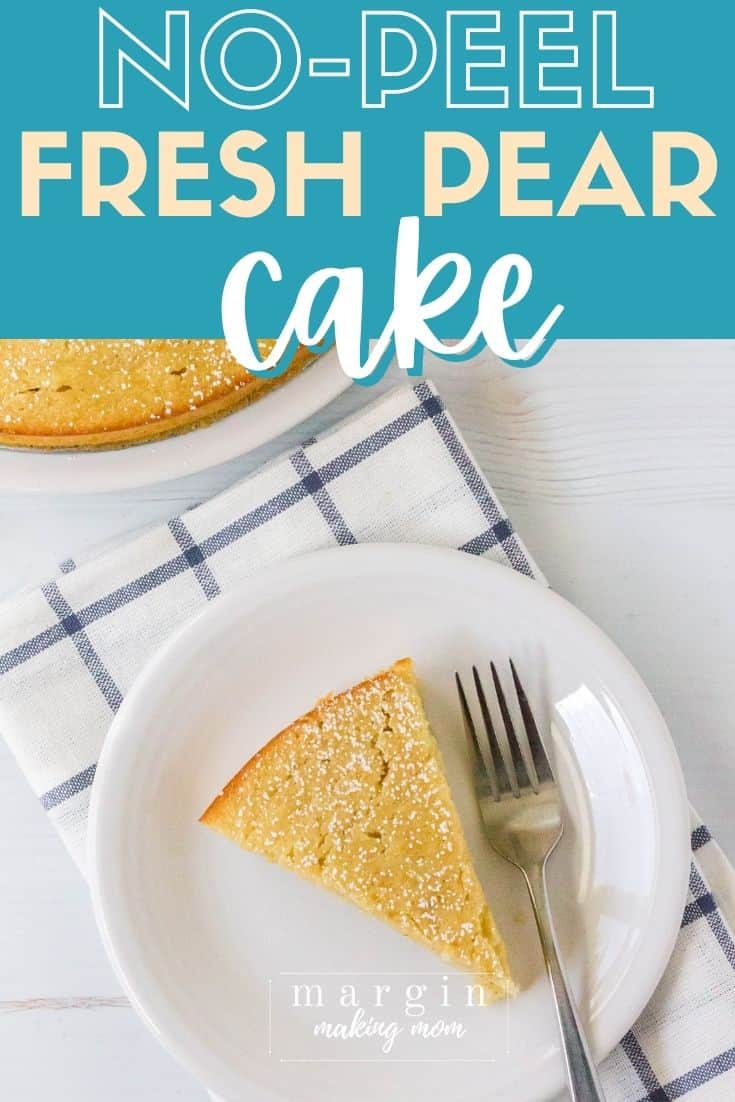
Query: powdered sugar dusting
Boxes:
[
  {"xmin": 0, "ymin": 338, "xmax": 306, "ymax": 439},
  {"xmin": 204, "ymin": 659, "xmax": 513, "ymax": 997}
]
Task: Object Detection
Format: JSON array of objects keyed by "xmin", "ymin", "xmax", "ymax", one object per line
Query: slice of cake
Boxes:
[{"xmin": 201, "ymin": 658, "xmax": 515, "ymax": 999}]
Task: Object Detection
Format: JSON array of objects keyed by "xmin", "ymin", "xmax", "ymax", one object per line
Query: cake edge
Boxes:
[
  {"xmin": 0, "ymin": 344, "xmax": 318, "ymax": 451},
  {"xmin": 200, "ymin": 658, "xmax": 416, "ymax": 830}
]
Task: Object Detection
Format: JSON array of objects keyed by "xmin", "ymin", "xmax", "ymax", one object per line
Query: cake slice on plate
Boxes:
[{"xmin": 201, "ymin": 658, "xmax": 515, "ymax": 999}]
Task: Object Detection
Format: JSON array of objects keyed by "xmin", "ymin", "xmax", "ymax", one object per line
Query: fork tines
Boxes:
[{"xmin": 456, "ymin": 660, "xmax": 554, "ymax": 801}]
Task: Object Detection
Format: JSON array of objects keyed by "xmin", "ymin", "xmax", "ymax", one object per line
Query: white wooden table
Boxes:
[{"xmin": 1, "ymin": 342, "xmax": 733, "ymax": 1100}]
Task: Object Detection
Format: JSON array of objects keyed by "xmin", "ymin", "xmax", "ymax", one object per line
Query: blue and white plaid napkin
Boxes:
[{"xmin": 0, "ymin": 382, "xmax": 734, "ymax": 1101}]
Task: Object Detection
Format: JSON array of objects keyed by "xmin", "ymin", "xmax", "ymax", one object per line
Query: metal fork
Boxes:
[{"xmin": 456, "ymin": 660, "xmax": 606, "ymax": 1101}]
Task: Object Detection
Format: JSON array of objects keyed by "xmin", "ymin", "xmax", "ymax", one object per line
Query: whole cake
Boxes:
[
  {"xmin": 201, "ymin": 658, "xmax": 515, "ymax": 999},
  {"xmin": 0, "ymin": 338, "xmax": 316, "ymax": 450}
]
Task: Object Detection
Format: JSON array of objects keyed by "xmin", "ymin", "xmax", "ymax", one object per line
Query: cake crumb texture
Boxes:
[{"xmin": 202, "ymin": 658, "xmax": 515, "ymax": 999}]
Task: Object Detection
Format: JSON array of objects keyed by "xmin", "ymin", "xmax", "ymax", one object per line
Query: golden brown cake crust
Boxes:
[
  {"xmin": 0, "ymin": 339, "xmax": 316, "ymax": 451},
  {"xmin": 202, "ymin": 659, "xmax": 516, "ymax": 998}
]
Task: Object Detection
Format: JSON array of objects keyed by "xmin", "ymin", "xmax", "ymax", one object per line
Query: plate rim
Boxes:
[
  {"xmin": 0, "ymin": 348, "xmax": 351, "ymax": 494},
  {"xmin": 88, "ymin": 544, "xmax": 691, "ymax": 1102}
]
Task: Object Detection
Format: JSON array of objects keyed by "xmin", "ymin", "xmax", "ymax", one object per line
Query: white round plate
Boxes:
[
  {"xmin": 0, "ymin": 348, "xmax": 350, "ymax": 494},
  {"xmin": 89, "ymin": 545, "xmax": 690, "ymax": 1102}
]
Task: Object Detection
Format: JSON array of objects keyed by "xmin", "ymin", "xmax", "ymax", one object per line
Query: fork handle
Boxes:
[{"xmin": 524, "ymin": 863, "xmax": 607, "ymax": 1101}]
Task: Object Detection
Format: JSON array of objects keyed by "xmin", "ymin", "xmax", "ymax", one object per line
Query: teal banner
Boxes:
[{"xmin": 0, "ymin": 2, "xmax": 731, "ymax": 358}]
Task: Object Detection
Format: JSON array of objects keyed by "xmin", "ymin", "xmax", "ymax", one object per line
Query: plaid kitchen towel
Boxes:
[{"xmin": 0, "ymin": 381, "xmax": 734, "ymax": 1101}]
